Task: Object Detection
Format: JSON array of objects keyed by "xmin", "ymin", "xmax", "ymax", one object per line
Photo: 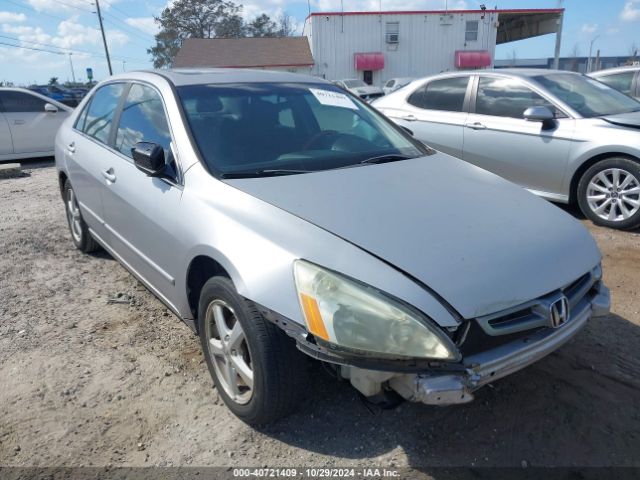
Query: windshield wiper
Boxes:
[
  {"xmin": 359, "ymin": 154, "xmax": 415, "ymax": 165},
  {"xmin": 221, "ymin": 169, "xmax": 310, "ymax": 179}
]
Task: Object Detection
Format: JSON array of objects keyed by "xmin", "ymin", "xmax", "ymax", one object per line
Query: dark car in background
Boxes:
[{"xmin": 28, "ymin": 85, "xmax": 79, "ymax": 107}]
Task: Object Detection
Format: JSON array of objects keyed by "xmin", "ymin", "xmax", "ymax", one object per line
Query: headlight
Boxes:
[{"xmin": 293, "ymin": 260, "xmax": 458, "ymax": 360}]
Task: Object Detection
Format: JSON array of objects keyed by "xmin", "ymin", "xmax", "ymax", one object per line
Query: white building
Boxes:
[{"xmin": 303, "ymin": 8, "xmax": 564, "ymax": 87}]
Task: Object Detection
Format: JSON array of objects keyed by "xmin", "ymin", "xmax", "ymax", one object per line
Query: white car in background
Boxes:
[
  {"xmin": 0, "ymin": 87, "xmax": 71, "ymax": 161},
  {"xmin": 383, "ymin": 77, "xmax": 415, "ymax": 95},
  {"xmin": 334, "ymin": 79, "xmax": 384, "ymax": 102}
]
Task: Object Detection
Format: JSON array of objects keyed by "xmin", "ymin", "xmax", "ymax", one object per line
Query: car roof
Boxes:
[
  {"xmin": 423, "ymin": 68, "xmax": 581, "ymax": 80},
  {"xmin": 133, "ymin": 68, "xmax": 332, "ymax": 87},
  {"xmin": 589, "ymin": 65, "xmax": 640, "ymax": 77}
]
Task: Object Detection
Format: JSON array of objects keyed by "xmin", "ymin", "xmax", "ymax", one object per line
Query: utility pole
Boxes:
[
  {"xmin": 552, "ymin": 11, "xmax": 563, "ymax": 70},
  {"xmin": 68, "ymin": 53, "xmax": 76, "ymax": 84},
  {"xmin": 587, "ymin": 34, "xmax": 600, "ymax": 73},
  {"xmin": 95, "ymin": 0, "xmax": 113, "ymax": 75}
]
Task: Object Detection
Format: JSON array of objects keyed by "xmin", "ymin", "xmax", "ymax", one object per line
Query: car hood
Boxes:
[
  {"xmin": 226, "ymin": 155, "xmax": 601, "ymax": 319},
  {"xmin": 602, "ymin": 111, "xmax": 640, "ymax": 129}
]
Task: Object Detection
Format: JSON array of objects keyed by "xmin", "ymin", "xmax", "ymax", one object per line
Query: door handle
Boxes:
[
  {"xmin": 465, "ymin": 122, "xmax": 487, "ymax": 130},
  {"xmin": 399, "ymin": 114, "xmax": 417, "ymax": 122},
  {"xmin": 67, "ymin": 142, "xmax": 76, "ymax": 153},
  {"xmin": 101, "ymin": 168, "xmax": 116, "ymax": 183},
  {"xmin": 13, "ymin": 119, "xmax": 25, "ymax": 125}
]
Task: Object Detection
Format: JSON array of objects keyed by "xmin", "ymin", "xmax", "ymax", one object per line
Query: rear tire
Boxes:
[
  {"xmin": 577, "ymin": 157, "xmax": 640, "ymax": 230},
  {"xmin": 198, "ymin": 277, "xmax": 307, "ymax": 424},
  {"xmin": 63, "ymin": 179, "xmax": 100, "ymax": 253}
]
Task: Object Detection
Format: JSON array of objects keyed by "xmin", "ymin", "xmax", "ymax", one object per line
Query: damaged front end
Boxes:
[{"xmin": 287, "ymin": 266, "xmax": 610, "ymax": 406}]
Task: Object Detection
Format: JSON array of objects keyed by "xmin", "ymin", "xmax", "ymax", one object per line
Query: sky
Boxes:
[{"xmin": 0, "ymin": 0, "xmax": 639, "ymax": 85}]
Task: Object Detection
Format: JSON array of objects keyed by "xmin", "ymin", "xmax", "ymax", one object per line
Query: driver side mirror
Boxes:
[
  {"xmin": 44, "ymin": 103, "xmax": 58, "ymax": 113},
  {"xmin": 132, "ymin": 142, "xmax": 166, "ymax": 177},
  {"xmin": 523, "ymin": 106, "xmax": 556, "ymax": 129}
]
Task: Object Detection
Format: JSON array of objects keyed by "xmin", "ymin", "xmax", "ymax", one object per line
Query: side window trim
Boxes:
[
  {"xmin": 110, "ymin": 80, "xmax": 184, "ymax": 186},
  {"xmin": 108, "ymin": 82, "xmax": 132, "ymax": 148}
]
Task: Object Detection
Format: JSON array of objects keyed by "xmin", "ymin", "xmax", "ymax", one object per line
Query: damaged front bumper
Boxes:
[{"xmin": 342, "ymin": 280, "xmax": 611, "ymax": 406}]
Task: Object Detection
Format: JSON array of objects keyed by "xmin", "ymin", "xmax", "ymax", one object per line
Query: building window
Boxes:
[
  {"xmin": 385, "ymin": 22, "xmax": 399, "ymax": 43},
  {"xmin": 465, "ymin": 20, "xmax": 479, "ymax": 41}
]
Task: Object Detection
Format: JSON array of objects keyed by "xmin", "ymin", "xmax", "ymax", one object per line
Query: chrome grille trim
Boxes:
[{"xmin": 475, "ymin": 267, "xmax": 599, "ymax": 337}]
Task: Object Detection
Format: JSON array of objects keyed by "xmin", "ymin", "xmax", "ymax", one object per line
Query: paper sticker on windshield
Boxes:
[{"xmin": 309, "ymin": 88, "xmax": 358, "ymax": 110}]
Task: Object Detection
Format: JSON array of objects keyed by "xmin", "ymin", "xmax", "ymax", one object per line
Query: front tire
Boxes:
[
  {"xmin": 63, "ymin": 179, "xmax": 100, "ymax": 253},
  {"xmin": 577, "ymin": 157, "xmax": 640, "ymax": 230},
  {"xmin": 198, "ymin": 277, "xmax": 306, "ymax": 424}
]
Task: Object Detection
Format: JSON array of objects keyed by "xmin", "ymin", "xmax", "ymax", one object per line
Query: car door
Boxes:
[
  {"xmin": 383, "ymin": 76, "xmax": 471, "ymax": 158},
  {"xmin": 101, "ymin": 82, "xmax": 183, "ymax": 306},
  {"xmin": 65, "ymin": 83, "xmax": 126, "ymax": 243},
  {"xmin": 0, "ymin": 90, "xmax": 67, "ymax": 154},
  {"xmin": 462, "ymin": 75, "xmax": 575, "ymax": 197},
  {"xmin": 0, "ymin": 105, "xmax": 13, "ymax": 156}
]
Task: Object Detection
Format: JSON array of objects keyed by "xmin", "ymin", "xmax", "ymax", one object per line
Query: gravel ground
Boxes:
[{"xmin": 1, "ymin": 161, "xmax": 639, "ymax": 472}]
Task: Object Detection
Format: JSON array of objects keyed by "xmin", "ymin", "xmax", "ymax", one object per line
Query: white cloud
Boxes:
[
  {"xmin": 607, "ymin": 26, "xmax": 620, "ymax": 35},
  {"xmin": 581, "ymin": 23, "xmax": 598, "ymax": 34},
  {"xmin": 125, "ymin": 17, "xmax": 159, "ymax": 36},
  {"xmin": 0, "ymin": 11, "xmax": 27, "ymax": 22},
  {"xmin": 2, "ymin": 16, "xmax": 128, "ymax": 52},
  {"xmin": 621, "ymin": 1, "xmax": 640, "ymax": 21}
]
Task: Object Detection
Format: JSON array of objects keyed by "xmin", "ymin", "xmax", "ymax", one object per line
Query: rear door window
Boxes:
[
  {"xmin": 79, "ymin": 83, "xmax": 125, "ymax": 145},
  {"xmin": 407, "ymin": 77, "xmax": 469, "ymax": 112}
]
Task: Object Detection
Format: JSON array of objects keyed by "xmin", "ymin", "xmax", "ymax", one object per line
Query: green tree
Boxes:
[
  {"xmin": 148, "ymin": 0, "xmax": 243, "ymax": 68},
  {"xmin": 247, "ymin": 13, "xmax": 277, "ymax": 37},
  {"xmin": 49, "ymin": 77, "xmax": 59, "ymax": 85}
]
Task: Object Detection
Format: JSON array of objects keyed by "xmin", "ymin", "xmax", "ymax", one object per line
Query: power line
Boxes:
[
  {"xmin": 4, "ymin": 0, "xmax": 84, "ymax": 25},
  {"xmin": 102, "ymin": 17, "xmax": 154, "ymax": 44},
  {"xmin": 101, "ymin": 0, "xmax": 156, "ymax": 39},
  {"xmin": 0, "ymin": 37, "xmax": 148, "ymax": 64}
]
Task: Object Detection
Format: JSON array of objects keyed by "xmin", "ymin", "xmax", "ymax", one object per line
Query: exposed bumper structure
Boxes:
[{"xmin": 346, "ymin": 281, "xmax": 610, "ymax": 405}]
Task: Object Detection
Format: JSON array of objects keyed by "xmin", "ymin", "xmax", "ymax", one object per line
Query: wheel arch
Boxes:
[
  {"xmin": 185, "ymin": 253, "xmax": 243, "ymax": 329},
  {"xmin": 569, "ymin": 152, "xmax": 640, "ymax": 204},
  {"xmin": 58, "ymin": 170, "xmax": 69, "ymax": 197}
]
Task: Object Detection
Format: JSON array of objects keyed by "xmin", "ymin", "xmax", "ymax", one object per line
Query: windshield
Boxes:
[
  {"xmin": 178, "ymin": 82, "xmax": 426, "ymax": 177},
  {"xmin": 533, "ymin": 73, "xmax": 640, "ymax": 117},
  {"xmin": 343, "ymin": 80, "xmax": 367, "ymax": 88}
]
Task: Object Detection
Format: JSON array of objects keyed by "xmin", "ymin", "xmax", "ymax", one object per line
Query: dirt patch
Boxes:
[{"xmin": 1, "ymin": 164, "xmax": 639, "ymax": 471}]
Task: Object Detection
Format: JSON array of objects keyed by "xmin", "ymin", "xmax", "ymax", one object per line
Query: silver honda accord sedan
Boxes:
[
  {"xmin": 373, "ymin": 69, "xmax": 640, "ymax": 230},
  {"xmin": 55, "ymin": 69, "xmax": 610, "ymax": 424}
]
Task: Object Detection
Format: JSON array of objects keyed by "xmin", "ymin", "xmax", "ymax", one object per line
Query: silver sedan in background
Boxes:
[
  {"xmin": 1, "ymin": 87, "xmax": 71, "ymax": 162},
  {"xmin": 373, "ymin": 69, "xmax": 640, "ymax": 230},
  {"xmin": 55, "ymin": 69, "xmax": 609, "ymax": 424},
  {"xmin": 589, "ymin": 66, "xmax": 640, "ymax": 100}
]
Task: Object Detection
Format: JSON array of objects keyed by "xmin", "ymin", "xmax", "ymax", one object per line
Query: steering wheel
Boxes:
[{"xmin": 303, "ymin": 130, "xmax": 339, "ymax": 150}]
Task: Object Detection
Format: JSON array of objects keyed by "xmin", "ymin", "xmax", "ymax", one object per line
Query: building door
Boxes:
[{"xmin": 363, "ymin": 70, "xmax": 373, "ymax": 85}]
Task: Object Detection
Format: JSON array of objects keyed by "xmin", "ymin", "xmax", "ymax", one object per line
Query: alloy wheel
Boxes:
[
  {"xmin": 204, "ymin": 299, "xmax": 254, "ymax": 405},
  {"xmin": 66, "ymin": 188, "xmax": 83, "ymax": 243},
  {"xmin": 586, "ymin": 168, "xmax": 640, "ymax": 222}
]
